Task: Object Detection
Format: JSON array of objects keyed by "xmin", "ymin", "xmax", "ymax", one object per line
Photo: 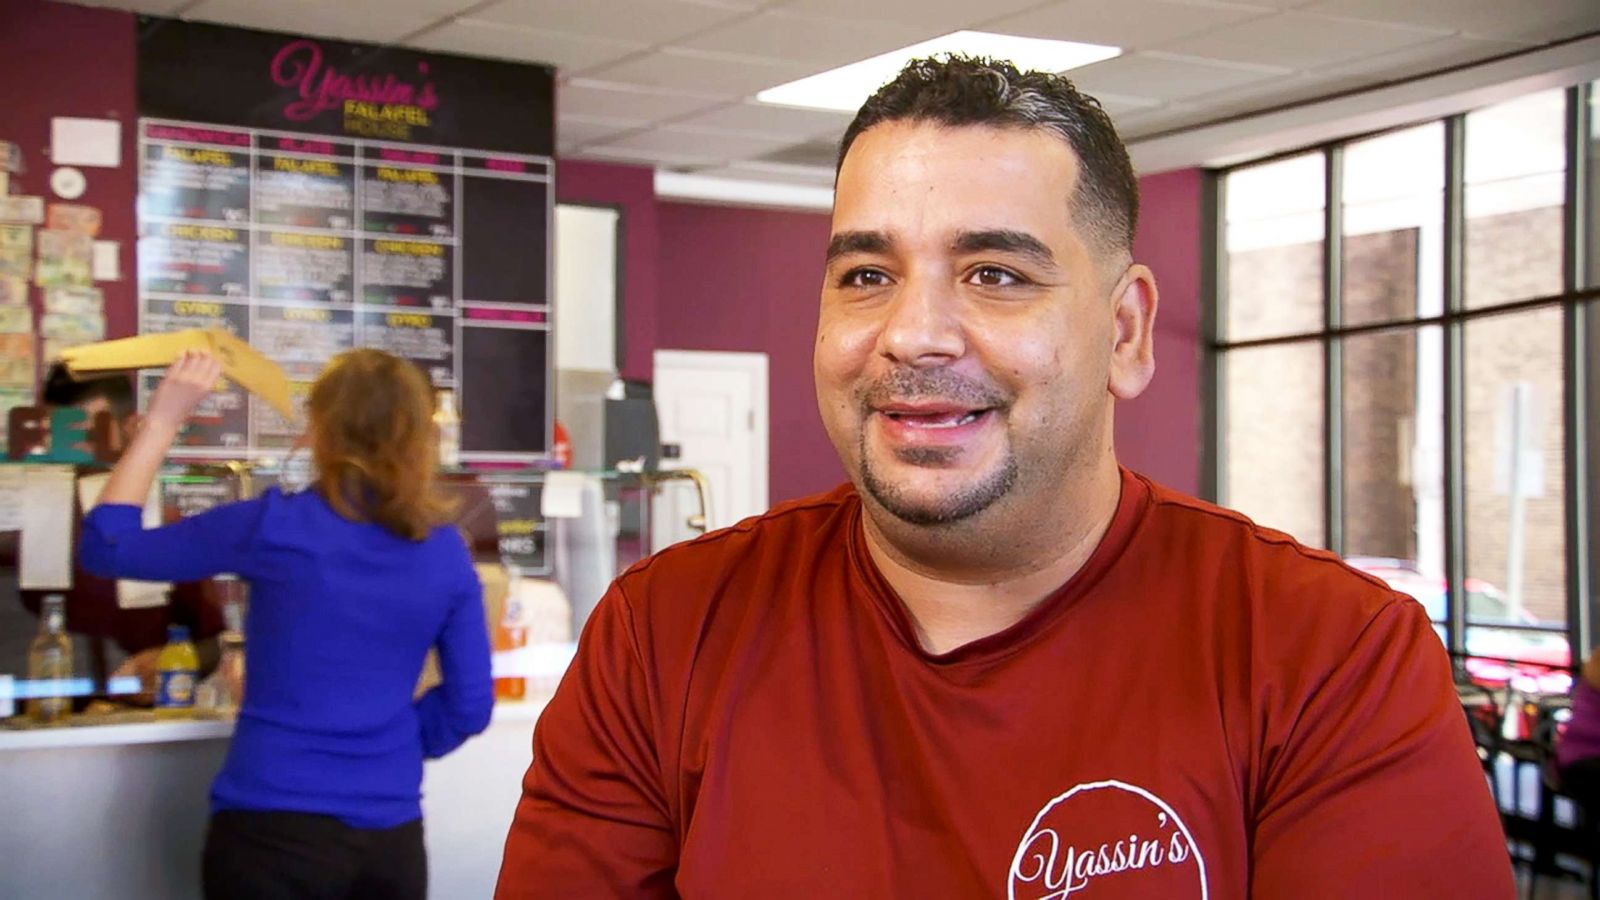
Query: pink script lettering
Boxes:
[{"xmin": 270, "ymin": 40, "xmax": 440, "ymax": 122}]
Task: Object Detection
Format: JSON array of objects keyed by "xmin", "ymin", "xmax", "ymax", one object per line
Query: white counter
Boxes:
[
  {"xmin": 0, "ymin": 701, "xmax": 549, "ymax": 900},
  {"xmin": 0, "ymin": 717, "xmax": 236, "ymax": 751}
]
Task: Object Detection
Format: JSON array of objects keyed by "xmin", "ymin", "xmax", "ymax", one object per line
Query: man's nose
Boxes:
[{"xmin": 877, "ymin": 274, "xmax": 964, "ymax": 368}]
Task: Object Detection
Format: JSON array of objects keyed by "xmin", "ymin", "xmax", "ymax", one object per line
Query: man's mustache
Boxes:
[{"xmin": 857, "ymin": 368, "xmax": 1011, "ymax": 413}]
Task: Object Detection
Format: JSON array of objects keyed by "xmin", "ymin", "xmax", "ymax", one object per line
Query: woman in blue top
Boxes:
[{"xmin": 81, "ymin": 348, "xmax": 494, "ymax": 900}]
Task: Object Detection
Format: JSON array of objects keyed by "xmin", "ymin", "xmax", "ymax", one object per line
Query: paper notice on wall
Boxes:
[
  {"xmin": 540, "ymin": 470, "xmax": 586, "ymax": 519},
  {"xmin": 0, "ymin": 274, "xmax": 25, "ymax": 306},
  {"xmin": 0, "ymin": 225, "xmax": 32, "ymax": 280},
  {"xmin": 19, "ymin": 464, "xmax": 75, "ymax": 589},
  {"xmin": 0, "ymin": 304, "xmax": 31, "ymax": 333},
  {"xmin": 41, "ymin": 287, "xmax": 105, "ymax": 346},
  {"xmin": 44, "ymin": 286, "xmax": 102, "ymax": 316},
  {"xmin": 0, "ymin": 196, "xmax": 43, "ymax": 225},
  {"xmin": 51, "ymin": 118, "xmax": 122, "ymax": 169},
  {"xmin": 41, "ymin": 318, "xmax": 105, "ymax": 349},
  {"xmin": 76, "ymin": 471, "xmax": 172, "ymax": 608},
  {"xmin": 35, "ymin": 228, "xmax": 92, "ymax": 288},
  {"xmin": 0, "ymin": 141, "xmax": 19, "ymax": 174},
  {"xmin": 45, "ymin": 203, "xmax": 101, "ymax": 237},
  {"xmin": 0, "ymin": 333, "xmax": 34, "ymax": 389},
  {"xmin": 92, "ymin": 240, "xmax": 120, "ymax": 281},
  {"xmin": 0, "ymin": 466, "xmax": 22, "ymax": 531},
  {"xmin": 42, "ymin": 340, "xmax": 75, "ymax": 364}
]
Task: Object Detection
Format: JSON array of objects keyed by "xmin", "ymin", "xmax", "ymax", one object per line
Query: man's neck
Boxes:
[{"xmin": 860, "ymin": 460, "xmax": 1123, "ymax": 656}]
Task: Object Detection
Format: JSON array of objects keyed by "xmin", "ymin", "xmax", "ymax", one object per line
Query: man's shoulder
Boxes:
[
  {"xmin": 617, "ymin": 483, "xmax": 859, "ymax": 596},
  {"xmin": 1133, "ymin": 474, "xmax": 1407, "ymax": 619}
]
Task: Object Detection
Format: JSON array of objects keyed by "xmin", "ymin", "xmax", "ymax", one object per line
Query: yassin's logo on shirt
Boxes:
[{"xmin": 1008, "ymin": 780, "xmax": 1208, "ymax": 899}]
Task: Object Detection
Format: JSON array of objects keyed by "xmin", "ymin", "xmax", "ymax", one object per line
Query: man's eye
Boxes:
[
  {"xmin": 840, "ymin": 268, "xmax": 891, "ymax": 288},
  {"xmin": 967, "ymin": 266, "xmax": 1024, "ymax": 287}
]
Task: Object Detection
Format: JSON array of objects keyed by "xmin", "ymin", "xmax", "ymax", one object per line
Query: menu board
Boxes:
[
  {"xmin": 160, "ymin": 476, "xmax": 240, "ymax": 522},
  {"xmin": 363, "ymin": 239, "xmax": 452, "ymax": 308},
  {"xmin": 358, "ymin": 308, "xmax": 453, "ymax": 386},
  {"xmin": 487, "ymin": 481, "xmax": 550, "ymax": 574},
  {"xmin": 138, "ymin": 222, "xmax": 250, "ymax": 297},
  {"xmin": 137, "ymin": 21, "xmax": 555, "ymax": 461},
  {"xmin": 141, "ymin": 138, "xmax": 252, "ymax": 222}
]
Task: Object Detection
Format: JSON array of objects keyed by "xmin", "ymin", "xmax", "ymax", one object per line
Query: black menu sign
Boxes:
[
  {"xmin": 137, "ymin": 19, "xmax": 554, "ymax": 461},
  {"xmin": 487, "ymin": 481, "xmax": 550, "ymax": 574}
]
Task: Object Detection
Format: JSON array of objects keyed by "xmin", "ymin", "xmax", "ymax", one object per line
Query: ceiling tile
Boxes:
[
  {"xmin": 686, "ymin": 162, "xmax": 837, "ymax": 186},
  {"xmin": 1167, "ymin": 71, "xmax": 1327, "ymax": 119},
  {"xmin": 469, "ymin": 0, "xmax": 752, "ymax": 47},
  {"xmin": 776, "ymin": 0, "xmax": 1053, "ymax": 34},
  {"xmin": 1091, "ymin": 92, "xmax": 1166, "ymax": 117},
  {"xmin": 79, "ymin": 0, "xmax": 485, "ymax": 26},
  {"xmin": 749, "ymin": 137, "xmax": 837, "ymax": 168},
  {"xmin": 1068, "ymin": 52, "xmax": 1288, "ymax": 103},
  {"xmin": 1119, "ymin": 106, "xmax": 1217, "ymax": 140},
  {"xmin": 580, "ymin": 143, "xmax": 726, "ymax": 168},
  {"xmin": 1153, "ymin": 11, "xmax": 1449, "ymax": 70},
  {"xmin": 346, "ymin": 0, "xmax": 483, "ymax": 16},
  {"xmin": 184, "ymin": 0, "xmax": 434, "ymax": 44},
  {"xmin": 675, "ymin": 10, "xmax": 938, "ymax": 68},
  {"xmin": 672, "ymin": 101, "xmax": 855, "ymax": 139},
  {"xmin": 986, "ymin": 0, "xmax": 1275, "ymax": 53},
  {"xmin": 408, "ymin": 20, "xmax": 645, "ymax": 70},
  {"xmin": 557, "ymin": 114, "xmax": 646, "ymax": 149},
  {"xmin": 1302, "ymin": 0, "xmax": 1600, "ymax": 44},
  {"xmin": 1107, "ymin": 105, "xmax": 1189, "ymax": 138},
  {"xmin": 560, "ymin": 79, "xmax": 731, "ymax": 121},
  {"xmin": 593, "ymin": 125, "xmax": 797, "ymax": 159},
  {"xmin": 68, "ymin": 0, "xmax": 192, "ymax": 14},
  {"xmin": 580, "ymin": 48, "xmax": 816, "ymax": 95},
  {"xmin": 1310, "ymin": 34, "xmax": 1530, "ymax": 85},
  {"xmin": 1207, "ymin": 0, "xmax": 1321, "ymax": 7}
]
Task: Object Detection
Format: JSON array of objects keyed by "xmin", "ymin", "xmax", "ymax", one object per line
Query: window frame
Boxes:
[{"xmin": 1204, "ymin": 82, "xmax": 1598, "ymax": 670}]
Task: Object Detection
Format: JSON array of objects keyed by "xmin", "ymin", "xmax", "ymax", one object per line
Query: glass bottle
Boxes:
[
  {"xmin": 434, "ymin": 390, "xmax": 461, "ymax": 468},
  {"xmin": 27, "ymin": 595, "xmax": 73, "ymax": 724},
  {"xmin": 493, "ymin": 565, "xmax": 528, "ymax": 701}
]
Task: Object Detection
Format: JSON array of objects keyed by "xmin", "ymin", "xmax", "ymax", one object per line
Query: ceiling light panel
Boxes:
[{"xmin": 757, "ymin": 30, "xmax": 1122, "ymax": 112}]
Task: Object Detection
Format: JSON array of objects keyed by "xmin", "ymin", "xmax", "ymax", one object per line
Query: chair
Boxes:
[
  {"xmin": 1525, "ymin": 697, "xmax": 1600, "ymax": 899},
  {"xmin": 1457, "ymin": 681, "xmax": 1504, "ymax": 805}
]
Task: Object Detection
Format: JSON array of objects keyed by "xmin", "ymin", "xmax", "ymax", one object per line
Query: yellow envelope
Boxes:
[{"xmin": 56, "ymin": 328, "xmax": 295, "ymax": 419}]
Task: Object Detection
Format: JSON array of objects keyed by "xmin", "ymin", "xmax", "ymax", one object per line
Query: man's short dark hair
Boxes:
[
  {"xmin": 837, "ymin": 55, "xmax": 1139, "ymax": 256},
  {"xmin": 42, "ymin": 362, "xmax": 135, "ymax": 418}
]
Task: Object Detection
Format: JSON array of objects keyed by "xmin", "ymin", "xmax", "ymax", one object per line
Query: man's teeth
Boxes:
[{"xmin": 888, "ymin": 411, "xmax": 979, "ymax": 428}]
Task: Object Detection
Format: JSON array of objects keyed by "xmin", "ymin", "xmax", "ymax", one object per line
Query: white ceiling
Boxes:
[{"xmin": 64, "ymin": 0, "xmax": 1600, "ymax": 188}]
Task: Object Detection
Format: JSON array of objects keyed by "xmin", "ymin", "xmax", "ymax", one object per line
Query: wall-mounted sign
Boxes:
[{"xmin": 136, "ymin": 19, "xmax": 555, "ymax": 460}]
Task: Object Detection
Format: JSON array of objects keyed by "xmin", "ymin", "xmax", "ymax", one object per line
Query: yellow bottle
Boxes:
[
  {"xmin": 434, "ymin": 389, "xmax": 461, "ymax": 469},
  {"xmin": 27, "ymin": 595, "xmax": 74, "ymax": 724},
  {"xmin": 155, "ymin": 625, "xmax": 200, "ymax": 719}
]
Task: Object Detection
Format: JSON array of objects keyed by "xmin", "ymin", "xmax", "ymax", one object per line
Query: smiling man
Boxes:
[{"xmin": 496, "ymin": 57, "xmax": 1512, "ymax": 898}]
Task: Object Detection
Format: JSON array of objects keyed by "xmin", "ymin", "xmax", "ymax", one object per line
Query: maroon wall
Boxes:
[
  {"xmin": 553, "ymin": 160, "xmax": 658, "ymax": 382},
  {"xmin": 0, "ymin": 0, "xmax": 138, "ymax": 356},
  {"xmin": 1122, "ymin": 168, "xmax": 1205, "ymax": 495},
  {"xmin": 654, "ymin": 202, "xmax": 840, "ymax": 502}
]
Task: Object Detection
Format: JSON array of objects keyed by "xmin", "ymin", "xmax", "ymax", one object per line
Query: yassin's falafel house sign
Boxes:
[{"xmin": 133, "ymin": 17, "xmax": 556, "ymax": 461}]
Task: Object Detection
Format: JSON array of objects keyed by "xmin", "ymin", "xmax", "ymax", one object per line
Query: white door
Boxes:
[{"xmin": 651, "ymin": 350, "xmax": 768, "ymax": 550}]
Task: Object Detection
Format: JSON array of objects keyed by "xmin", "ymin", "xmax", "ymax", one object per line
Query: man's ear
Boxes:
[{"xmin": 1108, "ymin": 263, "xmax": 1158, "ymax": 401}]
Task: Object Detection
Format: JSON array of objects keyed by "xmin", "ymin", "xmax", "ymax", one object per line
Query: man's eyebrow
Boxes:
[
  {"xmin": 951, "ymin": 229, "xmax": 1057, "ymax": 269},
  {"xmin": 825, "ymin": 230, "xmax": 891, "ymax": 264}
]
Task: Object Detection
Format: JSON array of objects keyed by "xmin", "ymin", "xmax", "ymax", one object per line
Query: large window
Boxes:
[{"xmin": 1212, "ymin": 83, "xmax": 1599, "ymax": 669}]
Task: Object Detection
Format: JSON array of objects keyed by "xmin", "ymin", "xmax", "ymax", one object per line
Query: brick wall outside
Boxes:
[
  {"xmin": 1225, "ymin": 205, "xmax": 1570, "ymax": 624},
  {"xmin": 1225, "ymin": 240, "xmax": 1325, "ymax": 547}
]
